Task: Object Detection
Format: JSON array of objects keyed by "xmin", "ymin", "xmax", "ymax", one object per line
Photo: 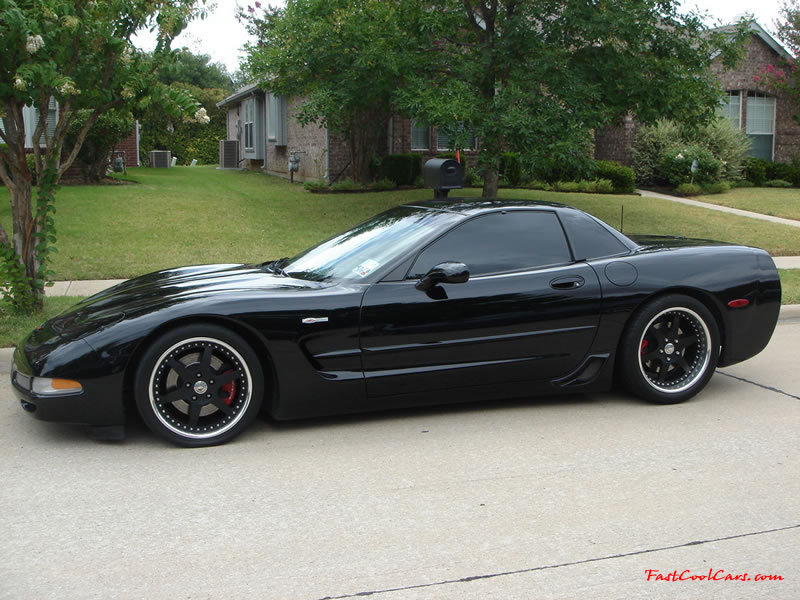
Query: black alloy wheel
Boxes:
[
  {"xmin": 619, "ymin": 295, "xmax": 719, "ymax": 404},
  {"xmin": 135, "ymin": 324, "xmax": 263, "ymax": 446}
]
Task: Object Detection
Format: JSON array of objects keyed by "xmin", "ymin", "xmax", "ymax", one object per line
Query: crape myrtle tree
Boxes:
[
  {"xmin": 239, "ymin": 0, "xmax": 423, "ymax": 184},
  {"xmin": 396, "ymin": 1, "xmax": 748, "ymax": 197},
  {"xmin": 0, "ymin": 0, "xmax": 209, "ymax": 313},
  {"xmin": 756, "ymin": 2, "xmax": 800, "ymax": 118}
]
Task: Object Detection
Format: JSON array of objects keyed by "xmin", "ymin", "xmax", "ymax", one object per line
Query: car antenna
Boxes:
[{"xmin": 620, "ymin": 203, "xmax": 624, "ymax": 233}]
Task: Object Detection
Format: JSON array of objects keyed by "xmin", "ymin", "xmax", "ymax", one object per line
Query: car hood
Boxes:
[{"xmin": 41, "ymin": 263, "xmax": 332, "ymax": 340}]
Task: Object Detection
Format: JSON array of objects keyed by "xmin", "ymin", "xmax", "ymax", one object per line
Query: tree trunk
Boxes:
[{"xmin": 482, "ymin": 168, "xmax": 499, "ymax": 198}]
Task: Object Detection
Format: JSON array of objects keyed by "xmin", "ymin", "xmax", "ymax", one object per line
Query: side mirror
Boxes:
[{"xmin": 415, "ymin": 262, "xmax": 469, "ymax": 291}]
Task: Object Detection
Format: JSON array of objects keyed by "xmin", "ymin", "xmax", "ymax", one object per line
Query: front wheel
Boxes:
[
  {"xmin": 619, "ymin": 295, "xmax": 719, "ymax": 404},
  {"xmin": 135, "ymin": 324, "xmax": 263, "ymax": 447}
]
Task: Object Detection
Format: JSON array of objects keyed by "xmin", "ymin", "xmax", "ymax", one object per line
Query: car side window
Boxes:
[{"xmin": 408, "ymin": 211, "xmax": 572, "ymax": 278}]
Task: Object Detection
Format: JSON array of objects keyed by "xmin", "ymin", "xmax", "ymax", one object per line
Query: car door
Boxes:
[{"xmin": 358, "ymin": 210, "xmax": 603, "ymax": 405}]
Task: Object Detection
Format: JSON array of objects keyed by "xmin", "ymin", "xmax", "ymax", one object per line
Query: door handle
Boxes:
[{"xmin": 550, "ymin": 276, "xmax": 584, "ymax": 290}]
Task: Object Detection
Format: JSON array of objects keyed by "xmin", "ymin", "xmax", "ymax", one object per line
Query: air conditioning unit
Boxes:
[
  {"xmin": 148, "ymin": 150, "xmax": 172, "ymax": 168},
  {"xmin": 219, "ymin": 140, "xmax": 240, "ymax": 169}
]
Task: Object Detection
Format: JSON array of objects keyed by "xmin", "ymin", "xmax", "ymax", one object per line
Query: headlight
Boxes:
[
  {"xmin": 32, "ymin": 378, "xmax": 83, "ymax": 395},
  {"xmin": 13, "ymin": 370, "xmax": 83, "ymax": 396}
]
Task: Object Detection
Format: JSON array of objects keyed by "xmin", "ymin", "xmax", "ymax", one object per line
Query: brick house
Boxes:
[
  {"xmin": 1, "ymin": 101, "xmax": 140, "ymax": 174},
  {"xmin": 217, "ymin": 84, "xmax": 478, "ymax": 182},
  {"xmin": 595, "ymin": 21, "xmax": 797, "ymax": 165}
]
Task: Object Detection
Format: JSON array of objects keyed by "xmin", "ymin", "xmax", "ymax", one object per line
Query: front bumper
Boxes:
[{"xmin": 11, "ymin": 347, "xmax": 125, "ymax": 427}]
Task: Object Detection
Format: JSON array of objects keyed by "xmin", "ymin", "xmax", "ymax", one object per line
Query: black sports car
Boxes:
[{"xmin": 10, "ymin": 198, "xmax": 781, "ymax": 447}]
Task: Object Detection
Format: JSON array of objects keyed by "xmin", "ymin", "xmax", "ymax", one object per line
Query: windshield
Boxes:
[{"xmin": 283, "ymin": 206, "xmax": 462, "ymax": 282}]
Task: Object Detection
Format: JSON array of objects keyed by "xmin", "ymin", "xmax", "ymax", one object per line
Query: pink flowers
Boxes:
[
  {"xmin": 777, "ymin": 70, "xmax": 786, "ymax": 78},
  {"xmin": 767, "ymin": 64, "xmax": 776, "ymax": 73},
  {"xmin": 248, "ymin": 5, "xmax": 254, "ymax": 12},
  {"xmin": 753, "ymin": 75, "xmax": 761, "ymax": 82},
  {"xmin": 255, "ymin": 1, "xmax": 261, "ymax": 6}
]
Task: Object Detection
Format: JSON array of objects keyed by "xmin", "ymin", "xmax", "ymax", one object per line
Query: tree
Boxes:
[
  {"xmin": 396, "ymin": 1, "xmax": 748, "ymax": 197},
  {"xmin": 756, "ymin": 2, "xmax": 800, "ymax": 121},
  {"xmin": 158, "ymin": 47, "xmax": 233, "ymax": 91},
  {"xmin": 139, "ymin": 83, "xmax": 227, "ymax": 165},
  {"xmin": 1, "ymin": 0, "xmax": 207, "ymax": 312},
  {"xmin": 239, "ymin": 0, "xmax": 421, "ymax": 183}
]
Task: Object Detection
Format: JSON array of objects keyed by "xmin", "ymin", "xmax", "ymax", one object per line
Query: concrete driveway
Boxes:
[{"xmin": 1, "ymin": 321, "xmax": 798, "ymax": 600}]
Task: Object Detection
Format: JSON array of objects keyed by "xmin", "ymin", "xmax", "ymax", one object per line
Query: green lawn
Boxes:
[
  {"xmin": 687, "ymin": 187, "xmax": 800, "ymax": 221},
  {"xmin": 1, "ymin": 167, "xmax": 800, "ymax": 283},
  {"xmin": 0, "ymin": 296, "xmax": 85, "ymax": 347},
  {"xmin": 780, "ymin": 269, "xmax": 800, "ymax": 305}
]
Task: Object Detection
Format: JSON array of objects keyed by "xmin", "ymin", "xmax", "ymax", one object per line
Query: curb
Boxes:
[{"xmin": 3, "ymin": 305, "xmax": 799, "ymax": 372}]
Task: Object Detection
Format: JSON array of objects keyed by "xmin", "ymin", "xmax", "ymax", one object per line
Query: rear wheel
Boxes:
[
  {"xmin": 619, "ymin": 295, "xmax": 719, "ymax": 404},
  {"xmin": 135, "ymin": 324, "xmax": 263, "ymax": 447}
]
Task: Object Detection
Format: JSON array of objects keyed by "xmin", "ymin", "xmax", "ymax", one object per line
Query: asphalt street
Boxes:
[{"xmin": 1, "ymin": 320, "xmax": 798, "ymax": 600}]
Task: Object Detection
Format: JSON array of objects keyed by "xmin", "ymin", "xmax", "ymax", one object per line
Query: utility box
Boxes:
[{"xmin": 423, "ymin": 158, "xmax": 463, "ymax": 198}]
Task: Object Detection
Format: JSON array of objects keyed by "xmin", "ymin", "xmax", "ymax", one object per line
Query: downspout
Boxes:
[
  {"xmin": 325, "ymin": 126, "xmax": 330, "ymax": 181},
  {"xmin": 134, "ymin": 120, "xmax": 140, "ymax": 166}
]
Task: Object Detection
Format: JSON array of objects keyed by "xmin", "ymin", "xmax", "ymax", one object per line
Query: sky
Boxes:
[{"xmin": 134, "ymin": 0, "xmax": 789, "ymax": 75}]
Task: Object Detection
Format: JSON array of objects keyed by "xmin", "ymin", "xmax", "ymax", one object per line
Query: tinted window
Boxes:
[
  {"xmin": 284, "ymin": 206, "xmax": 462, "ymax": 281},
  {"xmin": 559, "ymin": 210, "xmax": 629, "ymax": 260},
  {"xmin": 409, "ymin": 211, "xmax": 571, "ymax": 278}
]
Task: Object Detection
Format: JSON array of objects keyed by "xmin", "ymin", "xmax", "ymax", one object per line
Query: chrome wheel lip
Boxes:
[
  {"xmin": 637, "ymin": 306, "xmax": 712, "ymax": 394},
  {"xmin": 148, "ymin": 337, "xmax": 252, "ymax": 440}
]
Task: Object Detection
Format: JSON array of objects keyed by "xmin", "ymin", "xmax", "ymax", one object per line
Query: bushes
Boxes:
[
  {"xmin": 658, "ymin": 145, "xmax": 721, "ymax": 186},
  {"xmin": 674, "ymin": 183, "xmax": 702, "ymax": 196},
  {"xmin": 377, "ymin": 153, "xmax": 422, "ymax": 186},
  {"xmin": 330, "ymin": 178, "xmax": 365, "ymax": 192},
  {"xmin": 743, "ymin": 158, "xmax": 768, "ymax": 186},
  {"xmin": 591, "ymin": 160, "xmax": 635, "ymax": 193},
  {"xmin": 764, "ymin": 179, "xmax": 793, "ymax": 188},
  {"xmin": 631, "ymin": 119, "xmax": 682, "ymax": 185},
  {"xmin": 499, "ymin": 152, "xmax": 522, "ymax": 187},
  {"xmin": 63, "ymin": 109, "xmax": 134, "ymax": 182},
  {"xmin": 632, "ymin": 118, "xmax": 749, "ymax": 186}
]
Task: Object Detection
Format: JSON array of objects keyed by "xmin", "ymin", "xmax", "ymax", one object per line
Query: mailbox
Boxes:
[{"xmin": 423, "ymin": 158, "xmax": 463, "ymax": 198}]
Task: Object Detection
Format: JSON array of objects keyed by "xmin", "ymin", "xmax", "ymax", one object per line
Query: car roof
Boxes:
[{"xmin": 404, "ymin": 197, "xmax": 578, "ymax": 216}]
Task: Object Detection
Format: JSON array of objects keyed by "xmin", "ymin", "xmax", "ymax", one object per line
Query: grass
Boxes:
[
  {"xmin": 0, "ymin": 296, "xmax": 85, "ymax": 347},
  {"xmin": 685, "ymin": 186, "xmax": 800, "ymax": 221},
  {"xmin": 1, "ymin": 167, "xmax": 800, "ymax": 280},
  {"xmin": 780, "ymin": 269, "xmax": 800, "ymax": 305}
]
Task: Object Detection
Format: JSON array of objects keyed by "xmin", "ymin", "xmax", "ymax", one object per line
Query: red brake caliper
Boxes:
[
  {"xmin": 640, "ymin": 339, "xmax": 649, "ymax": 355},
  {"xmin": 220, "ymin": 369, "xmax": 237, "ymax": 405}
]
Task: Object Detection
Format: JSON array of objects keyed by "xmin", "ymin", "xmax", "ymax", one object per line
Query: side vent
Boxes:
[
  {"xmin": 148, "ymin": 150, "xmax": 172, "ymax": 168},
  {"xmin": 219, "ymin": 140, "xmax": 240, "ymax": 169}
]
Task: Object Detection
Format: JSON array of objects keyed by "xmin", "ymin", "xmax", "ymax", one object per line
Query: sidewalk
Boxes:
[{"xmin": 637, "ymin": 189, "xmax": 800, "ymax": 229}]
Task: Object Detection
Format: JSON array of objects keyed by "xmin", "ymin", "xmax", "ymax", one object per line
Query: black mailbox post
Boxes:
[{"xmin": 423, "ymin": 158, "xmax": 463, "ymax": 198}]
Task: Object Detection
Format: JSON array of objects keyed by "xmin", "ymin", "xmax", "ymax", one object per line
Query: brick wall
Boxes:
[
  {"xmin": 265, "ymin": 97, "xmax": 329, "ymax": 181},
  {"xmin": 594, "ymin": 115, "xmax": 639, "ymax": 166},
  {"xmin": 712, "ymin": 33, "xmax": 800, "ymax": 162},
  {"xmin": 390, "ymin": 115, "xmax": 479, "ymax": 170},
  {"xmin": 112, "ymin": 122, "xmax": 139, "ymax": 167}
]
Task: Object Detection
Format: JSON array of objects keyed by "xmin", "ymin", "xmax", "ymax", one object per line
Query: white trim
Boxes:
[{"xmin": 710, "ymin": 21, "xmax": 793, "ymax": 62}]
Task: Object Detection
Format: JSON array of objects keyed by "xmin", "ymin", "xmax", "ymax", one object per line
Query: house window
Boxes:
[
  {"xmin": 411, "ymin": 121, "xmax": 430, "ymax": 151},
  {"xmin": 746, "ymin": 91, "xmax": 775, "ymax": 161},
  {"xmin": 243, "ymin": 97, "xmax": 254, "ymax": 151},
  {"xmin": 437, "ymin": 123, "xmax": 476, "ymax": 151},
  {"xmin": 717, "ymin": 90, "xmax": 741, "ymax": 129},
  {"xmin": 267, "ymin": 93, "xmax": 287, "ymax": 146}
]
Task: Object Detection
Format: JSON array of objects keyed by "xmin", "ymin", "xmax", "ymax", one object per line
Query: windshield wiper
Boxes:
[{"xmin": 262, "ymin": 257, "xmax": 290, "ymax": 277}]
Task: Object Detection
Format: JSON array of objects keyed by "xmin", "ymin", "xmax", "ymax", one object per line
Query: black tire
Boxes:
[
  {"xmin": 135, "ymin": 324, "xmax": 263, "ymax": 447},
  {"xmin": 619, "ymin": 295, "xmax": 719, "ymax": 404}
]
